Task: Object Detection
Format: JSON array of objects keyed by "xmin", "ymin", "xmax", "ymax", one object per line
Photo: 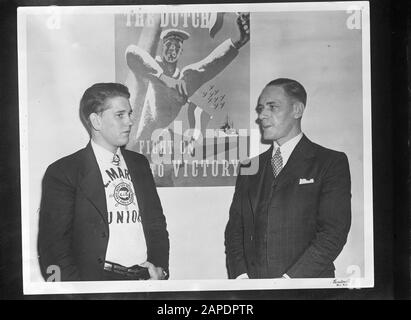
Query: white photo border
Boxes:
[{"xmin": 18, "ymin": 1, "xmax": 373, "ymax": 295}]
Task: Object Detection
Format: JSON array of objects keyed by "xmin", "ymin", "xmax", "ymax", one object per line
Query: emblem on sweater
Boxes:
[{"xmin": 113, "ymin": 182, "xmax": 134, "ymax": 206}]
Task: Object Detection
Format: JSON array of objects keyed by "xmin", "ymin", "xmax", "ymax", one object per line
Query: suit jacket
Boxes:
[
  {"xmin": 224, "ymin": 135, "xmax": 351, "ymax": 279},
  {"xmin": 38, "ymin": 143, "xmax": 169, "ymax": 281}
]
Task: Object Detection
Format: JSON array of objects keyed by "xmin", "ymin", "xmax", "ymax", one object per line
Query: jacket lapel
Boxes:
[
  {"xmin": 247, "ymin": 146, "xmax": 273, "ymax": 216},
  {"xmin": 78, "ymin": 142, "xmax": 109, "ymax": 227}
]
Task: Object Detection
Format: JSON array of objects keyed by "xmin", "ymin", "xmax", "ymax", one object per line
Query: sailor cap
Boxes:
[{"xmin": 160, "ymin": 29, "xmax": 190, "ymax": 42}]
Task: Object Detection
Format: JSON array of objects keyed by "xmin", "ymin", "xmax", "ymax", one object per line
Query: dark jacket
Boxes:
[
  {"xmin": 38, "ymin": 143, "xmax": 169, "ymax": 281},
  {"xmin": 225, "ymin": 135, "xmax": 351, "ymax": 279}
]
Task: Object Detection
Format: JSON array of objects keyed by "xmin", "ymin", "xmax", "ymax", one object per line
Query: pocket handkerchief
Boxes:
[{"xmin": 299, "ymin": 178, "xmax": 314, "ymax": 185}]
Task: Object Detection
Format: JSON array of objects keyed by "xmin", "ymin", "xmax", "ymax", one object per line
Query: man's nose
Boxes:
[
  {"xmin": 258, "ymin": 109, "xmax": 268, "ymax": 120},
  {"xmin": 125, "ymin": 114, "xmax": 133, "ymax": 126}
]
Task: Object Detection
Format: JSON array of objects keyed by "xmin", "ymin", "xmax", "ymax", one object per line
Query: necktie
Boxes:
[
  {"xmin": 271, "ymin": 147, "xmax": 283, "ymax": 177},
  {"xmin": 112, "ymin": 154, "xmax": 120, "ymax": 166}
]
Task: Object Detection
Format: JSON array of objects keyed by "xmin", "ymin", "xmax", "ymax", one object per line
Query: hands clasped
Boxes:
[{"xmin": 140, "ymin": 261, "xmax": 167, "ymax": 280}]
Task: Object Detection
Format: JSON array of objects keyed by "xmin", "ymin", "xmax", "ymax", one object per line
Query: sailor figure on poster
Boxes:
[
  {"xmin": 124, "ymin": 13, "xmax": 250, "ymax": 186},
  {"xmin": 125, "ymin": 13, "xmax": 249, "ymax": 142}
]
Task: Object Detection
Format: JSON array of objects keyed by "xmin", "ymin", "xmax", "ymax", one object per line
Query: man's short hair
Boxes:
[
  {"xmin": 79, "ymin": 82, "xmax": 130, "ymax": 135},
  {"xmin": 266, "ymin": 78, "xmax": 307, "ymax": 106}
]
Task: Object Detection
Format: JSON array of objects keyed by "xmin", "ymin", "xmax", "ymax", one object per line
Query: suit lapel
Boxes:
[
  {"xmin": 78, "ymin": 143, "xmax": 109, "ymax": 227},
  {"xmin": 273, "ymin": 135, "xmax": 316, "ymax": 190},
  {"xmin": 247, "ymin": 146, "xmax": 273, "ymax": 216}
]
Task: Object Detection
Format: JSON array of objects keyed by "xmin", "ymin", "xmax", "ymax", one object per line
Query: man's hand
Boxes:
[
  {"xmin": 233, "ymin": 12, "xmax": 250, "ymax": 49},
  {"xmin": 141, "ymin": 261, "xmax": 167, "ymax": 280},
  {"xmin": 159, "ymin": 73, "xmax": 188, "ymax": 100}
]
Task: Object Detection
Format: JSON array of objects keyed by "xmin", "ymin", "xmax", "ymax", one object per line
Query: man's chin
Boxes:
[
  {"xmin": 117, "ymin": 138, "xmax": 129, "ymax": 147},
  {"xmin": 165, "ymin": 57, "xmax": 177, "ymax": 63},
  {"xmin": 262, "ymin": 132, "xmax": 276, "ymax": 142}
]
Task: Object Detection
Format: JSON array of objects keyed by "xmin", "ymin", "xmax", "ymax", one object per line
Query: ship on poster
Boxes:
[{"xmin": 114, "ymin": 12, "xmax": 250, "ymax": 187}]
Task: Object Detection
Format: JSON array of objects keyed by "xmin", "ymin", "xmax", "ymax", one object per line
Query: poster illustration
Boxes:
[
  {"xmin": 115, "ymin": 12, "xmax": 251, "ymax": 187},
  {"xmin": 18, "ymin": 2, "xmax": 373, "ymax": 294}
]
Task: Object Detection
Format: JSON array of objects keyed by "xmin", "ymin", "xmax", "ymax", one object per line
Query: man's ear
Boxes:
[
  {"xmin": 293, "ymin": 102, "xmax": 305, "ymax": 119},
  {"xmin": 89, "ymin": 113, "xmax": 101, "ymax": 132}
]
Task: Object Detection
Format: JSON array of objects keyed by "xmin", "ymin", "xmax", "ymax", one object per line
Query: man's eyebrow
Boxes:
[
  {"xmin": 115, "ymin": 109, "xmax": 130, "ymax": 114},
  {"xmin": 256, "ymin": 101, "xmax": 277, "ymax": 108}
]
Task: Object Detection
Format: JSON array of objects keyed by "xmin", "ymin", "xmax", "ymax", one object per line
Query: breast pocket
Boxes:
[{"xmin": 295, "ymin": 181, "xmax": 321, "ymax": 210}]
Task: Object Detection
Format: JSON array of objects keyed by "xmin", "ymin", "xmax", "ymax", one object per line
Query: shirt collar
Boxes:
[
  {"xmin": 91, "ymin": 139, "xmax": 122, "ymax": 165},
  {"xmin": 272, "ymin": 132, "xmax": 303, "ymax": 166}
]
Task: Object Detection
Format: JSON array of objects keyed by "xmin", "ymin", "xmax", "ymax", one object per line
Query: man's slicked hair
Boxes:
[
  {"xmin": 266, "ymin": 78, "xmax": 307, "ymax": 106},
  {"xmin": 79, "ymin": 82, "xmax": 130, "ymax": 135}
]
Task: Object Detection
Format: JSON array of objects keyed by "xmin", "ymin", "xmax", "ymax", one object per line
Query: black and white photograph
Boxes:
[{"xmin": 16, "ymin": 2, "xmax": 375, "ymax": 295}]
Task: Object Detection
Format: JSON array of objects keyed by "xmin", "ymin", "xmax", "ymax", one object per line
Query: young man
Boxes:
[
  {"xmin": 38, "ymin": 83, "xmax": 169, "ymax": 281},
  {"xmin": 225, "ymin": 78, "xmax": 351, "ymax": 279}
]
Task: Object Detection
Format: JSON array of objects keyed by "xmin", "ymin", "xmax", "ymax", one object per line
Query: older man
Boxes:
[{"xmin": 225, "ymin": 78, "xmax": 351, "ymax": 279}]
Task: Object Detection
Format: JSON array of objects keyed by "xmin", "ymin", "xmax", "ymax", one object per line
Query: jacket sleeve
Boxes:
[
  {"xmin": 38, "ymin": 163, "xmax": 81, "ymax": 281},
  {"xmin": 181, "ymin": 39, "xmax": 239, "ymax": 97},
  {"xmin": 139, "ymin": 156, "xmax": 170, "ymax": 276},
  {"xmin": 125, "ymin": 45, "xmax": 163, "ymax": 79},
  {"xmin": 224, "ymin": 172, "xmax": 248, "ymax": 279},
  {"xmin": 286, "ymin": 152, "xmax": 352, "ymax": 278}
]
